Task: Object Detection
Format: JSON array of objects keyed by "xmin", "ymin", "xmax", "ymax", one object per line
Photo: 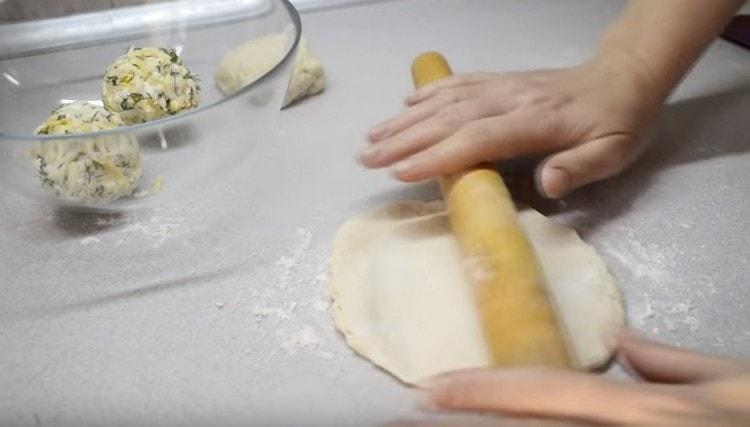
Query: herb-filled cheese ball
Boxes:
[
  {"xmin": 29, "ymin": 101, "xmax": 143, "ymax": 202},
  {"xmin": 102, "ymin": 47, "xmax": 201, "ymax": 124}
]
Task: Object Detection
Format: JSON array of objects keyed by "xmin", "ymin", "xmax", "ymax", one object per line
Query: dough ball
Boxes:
[
  {"xmin": 215, "ymin": 35, "xmax": 326, "ymax": 107},
  {"xmin": 102, "ymin": 47, "xmax": 201, "ymax": 124},
  {"xmin": 29, "ymin": 101, "xmax": 143, "ymax": 202},
  {"xmin": 328, "ymin": 202, "xmax": 625, "ymax": 385},
  {"xmin": 284, "ymin": 38, "xmax": 326, "ymax": 107}
]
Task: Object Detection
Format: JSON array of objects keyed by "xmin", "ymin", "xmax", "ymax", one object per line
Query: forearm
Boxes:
[{"xmin": 596, "ymin": 0, "xmax": 745, "ymax": 103}]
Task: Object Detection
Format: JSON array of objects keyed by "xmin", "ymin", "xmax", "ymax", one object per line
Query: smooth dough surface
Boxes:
[
  {"xmin": 215, "ymin": 34, "xmax": 325, "ymax": 107},
  {"xmin": 329, "ymin": 202, "xmax": 624, "ymax": 385}
]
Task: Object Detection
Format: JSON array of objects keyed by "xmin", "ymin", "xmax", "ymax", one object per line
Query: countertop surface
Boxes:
[{"xmin": 2, "ymin": 1, "xmax": 750, "ymax": 426}]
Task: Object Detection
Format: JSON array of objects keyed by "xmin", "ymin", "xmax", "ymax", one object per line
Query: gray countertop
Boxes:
[{"xmin": 1, "ymin": 1, "xmax": 749, "ymax": 426}]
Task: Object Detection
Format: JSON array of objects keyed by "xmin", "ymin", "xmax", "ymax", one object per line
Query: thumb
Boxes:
[
  {"xmin": 617, "ymin": 329, "xmax": 749, "ymax": 383},
  {"xmin": 418, "ymin": 367, "xmax": 650, "ymax": 425},
  {"xmin": 536, "ymin": 134, "xmax": 644, "ymax": 198}
]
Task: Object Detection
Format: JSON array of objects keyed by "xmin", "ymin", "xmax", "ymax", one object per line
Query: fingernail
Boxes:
[
  {"xmin": 539, "ymin": 167, "xmax": 571, "ymax": 199},
  {"xmin": 360, "ymin": 146, "xmax": 381, "ymax": 162},
  {"xmin": 368, "ymin": 125, "xmax": 388, "ymax": 141},
  {"xmin": 391, "ymin": 159, "xmax": 413, "ymax": 175}
]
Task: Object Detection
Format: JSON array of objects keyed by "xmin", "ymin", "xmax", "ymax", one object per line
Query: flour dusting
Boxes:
[
  {"xmin": 252, "ymin": 302, "xmax": 298, "ymax": 321},
  {"xmin": 312, "ymin": 298, "xmax": 330, "ymax": 313},
  {"xmin": 596, "ymin": 223, "xmax": 709, "ymax": 336},
  {"xmin": 80, "ymin": 236, "xmax": 100, "ymax": 245},
  {"xmin": 275, "ymin": 228, "xmax": 313, "ymax": 289}
]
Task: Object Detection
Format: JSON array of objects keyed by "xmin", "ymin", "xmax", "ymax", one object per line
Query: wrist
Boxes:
[{"xmin": 589, "ymin": 43, "xmax": 671, "ymax": 109}]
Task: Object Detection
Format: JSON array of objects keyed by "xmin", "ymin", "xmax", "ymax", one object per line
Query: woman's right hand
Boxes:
[{"xmin": 362, "ymin": 53, "xmax": 663, "ymax": 198}]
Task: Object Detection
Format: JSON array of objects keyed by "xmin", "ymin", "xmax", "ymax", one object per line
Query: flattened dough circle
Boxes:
[{"xmin": 328, "ymin": 202, "xmax": 624, "ymax": 385}]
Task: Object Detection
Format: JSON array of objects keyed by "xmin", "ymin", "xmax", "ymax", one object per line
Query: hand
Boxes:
[
  {"xmin": 395, "ymin": 330, "xmax": 750, "ymax": 426},
  {"xmin": 362, "ymin": 57, "xmax": 663, "ymax": 198}
]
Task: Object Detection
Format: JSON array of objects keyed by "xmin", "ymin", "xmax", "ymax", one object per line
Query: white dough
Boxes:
[
  {"xmin": 215, "ymin": 35, "xmax": 325, "ymax": 107},
  {"xmin": 328, "ymin": 202, "xmax": 624, "ymax": 385}
]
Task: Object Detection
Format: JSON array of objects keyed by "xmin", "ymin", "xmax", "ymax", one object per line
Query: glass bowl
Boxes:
[{"xmin": 0, "ymin": 0, "xmax": 301, "ymax": 211}]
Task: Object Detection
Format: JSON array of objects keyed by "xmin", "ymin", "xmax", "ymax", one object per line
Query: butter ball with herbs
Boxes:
[{"xmin": 102, "ymin": 47, "xmax": 200, "ymax": 124}]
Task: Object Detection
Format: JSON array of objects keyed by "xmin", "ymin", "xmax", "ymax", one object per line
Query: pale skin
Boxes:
[
  {"xmin": 387, "ymin": 331, "xmax": 750, "ymax": 427},
  {"xmin": 363, "ymin": 0, "xmax": 750, "ymax": 424},
  {"xmin": 362, "ymin": 0, "xmax": 747, "ymax": 198}
]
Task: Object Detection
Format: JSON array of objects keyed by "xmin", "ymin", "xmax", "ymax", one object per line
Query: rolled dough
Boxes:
[
  {"xmin": 328, "ymin": 202, "xmax": 624, "ymax": 385},
  {"xmin": 215, "ymin": 34, "xmax": 326, "ymax": 107}
]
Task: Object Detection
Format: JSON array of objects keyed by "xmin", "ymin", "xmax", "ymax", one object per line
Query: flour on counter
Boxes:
[
  {"xmin": 275, "ymin": 228, "xmax": 313, "ymax": 289},
  {"xmin": 602, "ymin": 239, "xmax": 673, "ymax": 283},
  {"xmin": 279, "ymin": 325, "xmax": 320, "ymax": 354},
  {"xmin": 277, "ymin": 228, "xmax": 313, "ymax": 269},
  {"xmin": 312, "ymin": 298, "xmax": 330, "ymax": 313},
  {"xmin": 632, "ymin": 292, "xmax": 703, "ymax": 335},
  {"xmin": 252, "ymin": 302, "xmax": 298, "ymax": 321},
  {"xmin": 72, "ymin": 207, "xmax": 196, "ymax": 250},
  {"xmin": 80, "ymin": 236, "xmax": 101, "ymax": 245},
  {"xmin": 665, "ymin": 302, "xmax": 693, "ymax": 315},
  {"xmin": 123, "ymin": 214, "xmax": 190, "ymax": 248},
  {"xmin": 275, "ymin": 325, "xmax": 336, "ymax": 361},
  {"xmin": 632, "ymin": 292, "xmax": 656, "ymax": 328},
  {"xmin": 315, "ymin": 270, "xmax": 329, "ymax": 285},
  {"xmin": 596, "ymin": 224, "xmax": 709, "ymax": 336}
]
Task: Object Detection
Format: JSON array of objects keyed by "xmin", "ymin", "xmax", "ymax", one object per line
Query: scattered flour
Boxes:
[
  {"xmin": 278, "ymin": 325, "xmax": 320, "ymax": 355},
  {"xmin": 252, "ymin": 302, "xmax": 298, "ymax": 321},
  {"xmin": 633, "ymin": 293, "xmax": 656, "ymax": 328},
  {"xmin": 312, "ymin": 298, "xmax": 330, "ymax": 313},
  {"xmin": 275, "ymin": 228, "xmax": 313, "ymax": 289},
  {"xmin": 123, "ymin": 215, "xmax": 189, "ymax": 248},
  {"xmin": 315, "ymin": 271, "xmax": 329, "ymax": 284},
  {"xmin": 683, "ymin": 316, "xmax": 700, "ymax": 332},
  {"xmin": 80, "ymin": 236, "xmax": 100, "ymax": 245},
  {"xmin": 596, "ymin": 224, "xmax": 709, "ymax": 336},
  {"xmin": 601, "ymin": 237, "xmax": 673, "ymax": 283},
  {"xmin": 665, "ymin": 302, "xmax": 693, "ymax": 315},
  {"xmin": 77, "ymin": 207, "xmax": 195, "ymax": 249}
]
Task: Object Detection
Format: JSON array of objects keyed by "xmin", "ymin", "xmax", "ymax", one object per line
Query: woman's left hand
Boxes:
[{"xmin": 387, "ymin": 330, "xmax": 750, "ymax": 426}]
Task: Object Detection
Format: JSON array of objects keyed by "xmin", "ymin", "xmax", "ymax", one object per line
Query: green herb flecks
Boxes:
[
  {"xmin": 160, "ymin": 47, "xmax": 180, "ymax": 64},
  {"xmin": 120, "ymin": 93, "xmax": 144, "ymax": 111}
]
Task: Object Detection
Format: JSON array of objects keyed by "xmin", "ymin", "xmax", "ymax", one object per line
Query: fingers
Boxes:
[
  {"xmin": 617, "ymin": 330, "xmax": 750, "ymax": 384},
  {"xmin": 420, "ymin": 367, "xmax": 707, "ymax": 426},
  {"xmin": 381, "ymin": 417, "xmax": 506, "ymax": 427},
  {"xmin": 383, "ymin": 417, "xmax": 579, "ymax": 427},
  {"xmin": 362, "ymin": 99, "xmax": 512, "ymax": 168},
  {"xmin": 535, "ymin": 133, "xmax": 642, "ymax": 198},
  {"xmin": 368, "ymin": 88, "xmax": 473, "ymax": 142},
  {"xmin": 420, "ymin": 367, "xmax": 662, "ymax": 425},
  {"xmin": 392, "ymin": 112, "xmax": 559, "ymax": 182},
  {"xmin": 405, "ymin": 73, "xmax": 495, "ymax": 105},
  {"xmin": 361, "ymin": 103, "xmax": 469, "ymax": 168}
]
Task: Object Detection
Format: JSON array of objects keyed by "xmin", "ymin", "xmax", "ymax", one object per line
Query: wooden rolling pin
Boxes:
[{"xmin": 412, "ymin": 52, "xmax": 573, "ymax": 368}]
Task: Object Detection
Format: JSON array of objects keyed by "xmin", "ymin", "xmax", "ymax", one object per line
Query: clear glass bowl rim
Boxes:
[{"xmin": 0, "ymin": 0, "xmax": 302, "ymax": 142}]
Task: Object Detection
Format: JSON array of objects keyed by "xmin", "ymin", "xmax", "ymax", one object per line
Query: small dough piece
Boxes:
[
  {"xmin": 215, "ymin": 35, "xmax": 326, "ymax": 107},
  {"xmin": 29, "ymin": 102, "xmax": 143, "ymax": 203},
  {"xmin": 328, "ymin": 202, "xmax": 624, "ymax": 385},
  {"xmin": 102, "ymin": 46, "xmax": 200, "ymax": 124}
]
